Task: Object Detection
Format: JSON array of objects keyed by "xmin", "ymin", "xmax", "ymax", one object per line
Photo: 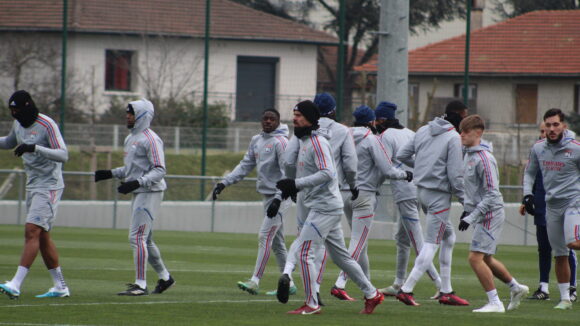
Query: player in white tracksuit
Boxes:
[
  {"xmin": 523, "ymin": 108, "xmax": 580, "ymax": 310},
  {"xmin": 373, "ymin": 101, "xmax": 442, "ymax": 298},
  {"xmin": 0, "ymin": 90, "xmax": 70, "ymax": 299},
  {"xmin": 395, "ymin": 111, "xmax": 469, "ymax": 307},
  {"xmin": 458, "ymin": 115, "xmax": 529, "ymax": 313},
  {"xmin": 331, "ymin": 105, "xmax": 411, "ymax": 299},
  {"xmin": 211, "ymin": 109, "xmax": 294, "ymax": 295},
  {"xmin": 94, "ymin": 99, "xmax": 173, "ymax": 296},
  {"xmin": 272, "ymin": 100, "xmax": 384, "ymax": 315}
]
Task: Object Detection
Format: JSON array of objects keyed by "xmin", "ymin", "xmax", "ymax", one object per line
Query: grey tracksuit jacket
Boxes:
[
  {"xmin": 462, "ymin": 141, "xmax": 504, "ymax": 225},
  {"xmin": 397, "ymin": 117, "xmax": 465, "ymax": 202},
  {"xmin": 0, "ymin": 114, "xmax": 68, "ymax": 190},
  {"xmin": 222, "ymin": 124, "xmax": 289, "ymax": 195},
  {"xmin": 379, "ymin": 127, "xmax": 417, "ymax": 203},
  {"xmin": 523, "ymin": 129, "xmax": 580, "ymax": 205},
  {"xmin": 295, "ymin": 130, "xmax": 343, "ymax": 214},
  {"xmin": 317, "ymin": 117, "xmax": 358, "ymax": 191},
  {"xmin": 350, "ymin": 127, "xmax": 407, "ymax": 193},
  {"xmin": 112, "ymin": 99, "xmax": 167, "ymax": 193}
]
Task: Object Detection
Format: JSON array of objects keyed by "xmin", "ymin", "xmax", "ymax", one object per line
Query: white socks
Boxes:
[
  {"xmin": 135, "ymin": 279, "xmax": 147, "ymax": 289},
  {"xmin": 506, "ymin": 278, "xmax": 521, "ymax": 291},
  {"xmin": 159, "ymin": 270, "xmax": 170, "ymax": 282},
  {"xmin": 251, "ymin": 276, "xmax": 260, "ymax": 285},
  {"xmin": 48, "ymin": 267, "xmax": 67, "ymax": 290},
  {"xmin": 558, "ymin": 283, "xmax": 571, "ymax": 301},
  {"xmin": 486, "ymin": 288, "xmax": 501, "ymax": 304},
  {"xmin": 540, "ymin": 282, "xmax": 549, "ymax": 294},
  {"xmin": 8, "ymin": 266, "xmax": 29, "ymax": 291}
]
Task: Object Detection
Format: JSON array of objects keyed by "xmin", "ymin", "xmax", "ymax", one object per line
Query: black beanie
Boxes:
[
  {"xmin": 9, "ymin": 90, "xmax": 39, "ymax": 128},
  {"xmin": 294, "ymin": 100, "xmax": 320, "ymax": 127}
]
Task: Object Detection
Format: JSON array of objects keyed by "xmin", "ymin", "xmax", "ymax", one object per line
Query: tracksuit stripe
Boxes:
[
  {"xmin": 300, "ymin": 241, "xmax": 313, "ymax": 305},
  {"xmin": 477, "ymin": 152, "xmax": 493, "ymax": 191},
  {"xmin": 316, "ymin": 249, "xmax": 327, "ymax": 284},
  {"xmin": 434, "ymin": 208, "xmax": 449, "ymax": 215},
  {"xmin": 352, "ymin": 226, "xmax": 369, "ymax": 261},
  {"xmin": 36, "ymin": 116, "xmax": 60, "ymax": 149},
  {"xmin": 437, "ymin": 222, "xmax": 445, "ymax": 244},
  {"xmin": 275, "ymin": 136, "xmax": 287, "ymax": 151},
  {"xmin": 312, "ymin": 136, "xmax": 327, "ymax": 169},
  {"xmin": 137, "ymin": 225, "xmax": 146, "ymax": 280},
  {"xmin": 409, "ymin": 230, "xmax": 419, "ymax": 255},
  {"xmin": 356, "ymin": 214, "xmax": 374, "ymax": 219},
  {"xmin": 256, "ymin": 226, "xmax": 276, "ymax": 278},
  {"xmin": 374, "ymin": 136, "xmax": 392, "ymax": 163},
  {"xmin": 143, "ymin": 130, "xmax": 161, "ymax": 166}
]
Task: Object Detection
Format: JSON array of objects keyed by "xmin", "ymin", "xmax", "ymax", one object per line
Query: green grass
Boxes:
[{"xmin": 0, "ymin": 225, "xmax": 575, "ymax": 326}]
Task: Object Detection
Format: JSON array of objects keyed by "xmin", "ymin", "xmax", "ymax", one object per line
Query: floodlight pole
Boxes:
[
  {"xmin": 463, "ymin": 0, "xmax": 472, "ymax": 104},
  {"xmin": 336, "ymin": 0, "xmax": 346, "ymax": 121},
  {"xmin": 59, "ymin": 0, "xmax": 68, "ymax": 134},
  {"xmin": 200, "ymin": 0, "xmax": 211, "ymax": 200}
]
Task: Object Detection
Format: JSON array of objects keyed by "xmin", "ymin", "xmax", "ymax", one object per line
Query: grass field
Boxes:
[{"xmin": 0, "ymin": 225, "xmax": 576, "ymax": 326}]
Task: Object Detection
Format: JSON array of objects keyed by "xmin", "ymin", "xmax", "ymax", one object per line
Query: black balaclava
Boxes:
[
  {"xmin": 126, "ymin": 104, "xmax": 135, "ymax": 129},
  {"xmin": 376, "ymin": 119, "xmax": 404, "ymax": 134},
  {"xmin": 444, "ymin": 111, "xmax": 463, "ymax": 131},
  {"xmin": 8, "ymin": 90, "xmax": 39, "ymax": 128},
  {"xmin": 293, "ymin": 100, "xmax": 320, "ymax": 138}
]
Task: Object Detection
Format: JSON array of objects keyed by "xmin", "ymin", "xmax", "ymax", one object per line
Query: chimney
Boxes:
[{"xmin": 471, "ymin": 0, "xmax": 485, "ymax": 31}]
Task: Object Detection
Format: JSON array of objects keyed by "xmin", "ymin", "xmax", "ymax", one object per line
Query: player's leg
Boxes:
[
  {"xmin": 564, "ymin": 199, "xmax": 580, "ymax": 250},
  {"xmin": 546, "ymin": 204, "xmax": 572, "ymax": 309},
  {"xmin": 469, "ymin": 251, "xmax": 504, "ymax": 312},
  {"xmin": 568, "ymin": 250, "xmax": 577, "ymax": 301},
  {"xmin": 531, "ymin": 224, "xmax": 551, "ymax": 299}
]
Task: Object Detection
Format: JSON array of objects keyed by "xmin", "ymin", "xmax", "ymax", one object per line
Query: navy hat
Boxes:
[
  {"xmin": 313, "ymin": 93, "xmax": 336, "ymax": 116},
  {"xmin": 353, "ymin": 105, "xmax": 375, "ymax": 124},
  {"xmin": 375, "ymin": 101, "xmax": 397, "ymax": 120}
]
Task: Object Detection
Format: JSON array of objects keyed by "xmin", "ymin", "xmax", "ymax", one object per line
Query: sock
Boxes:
[
  {"xmin": 158, "ymin": 270, "xmax": 170, "ymax": 281},
  {"xmin": 439, "ymin": 238, "xmax": 454, "ymax": 293},
  {"xmin": 486, "ymin": 289, "xmax": 501, "ymax": 304},
  {"xmin": 394, "ymin": 277, "xmax": 405, "ymax": 286},
  {"xmin": 289, "ymin": 279, "xmax": 295, "ymax": 288},
  {"xmin": 48, "ymin": 266, "xmax": 67, "ymax": 290},
  {"xmin": 335, "ymin": 275, "xmax": 347, "ymax": 289},
  {"xmin": 135, "ymin": 279, "xmax": 147, "ymax": 289},
  {"xmin": 250, "ymin": 276, "xmax": 260, "ymax": 285},
  {"xmin": 507, "ymin": 278, "xmax": 521, "ymax": 290},
  {"xmin": 558, "ymin": 283, "xmax": 571, "ymax": 301},
  {"xmin": 9, "ymin": 266, "xmax": 29, "ymax": 291},
  {"xmin": 540, "ymin": 282, "xmax": 549, "ymax": 294}
]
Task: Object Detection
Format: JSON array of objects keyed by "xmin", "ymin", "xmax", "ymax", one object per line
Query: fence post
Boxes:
[
  {"xmin": 175, "ymin": 127, "xmax": 180, "ymax": 154},
  {"xmin": 112, "ymin": 180, "xmax": 118, "ymax": 229},
  {"xmin": 524, "ymin": 212, "xmax": 528, "ymax": 246},
  {"xmin": 113, "ymin": 125, "xmax": 119, "ymax": 151},
  {"xmin": 234, "ymin": 127, "xmax": 240, "ymax": 152}
]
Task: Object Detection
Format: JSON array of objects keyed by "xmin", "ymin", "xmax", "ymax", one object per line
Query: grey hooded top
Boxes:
[
  {"xmin": 379, "ymin": 127, "xmax": 417, "ymax": 203},
  {"xmin": 462, "ymin": 140, "xmax": 504, "ymax": 225},
  {"xmin": 317, "ymin": 117, "xmax": 358, "ymax": 191},
  {"xmin": 222, "ymin": 124, "xmax": 289, "ymax": 195},
  {"xmin": 350, "ymin": 127, "xmax": 407, "ymax": 193},
  {"xmin": 112, "ymin": 99, "xmax": 167, "ymax": 193},
  {"xmin": 523, "ymin": 129, "xmax": 580, "ymax": 205},
  {"xmin": 397, "ymin": 117, "xmax": 465, "ymax": 202},
  {"xmin": 0, "ymin": 113, "xmax": 68, "ymax": 190}
]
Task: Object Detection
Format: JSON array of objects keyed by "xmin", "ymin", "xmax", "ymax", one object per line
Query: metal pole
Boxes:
[
  {"xmin": 463, "ymin": 0, "xmax": 472, "ymax": 104},
  {"xmin": 336, "ymin": 0, "xmax": 346, "ymax": 121},
  {"xmin": 112, "ymin": 180, "xmax": 118, "ymax": 229},
  {"xmin": 59, "ymin": 0, "xmax": 68, "ymax": 135},
  {"xmin": 17, "ymin": 172, "xmax": 24, "ymax": 225},
  {"xmin": 200, "ymin": 0, "xmax": 211, "ymax": 200},
  {"xmin": 377, "ymin": 0, "xmax": 409, "ymax": 126}
]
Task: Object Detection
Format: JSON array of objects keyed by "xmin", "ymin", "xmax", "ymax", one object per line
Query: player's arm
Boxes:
[
  {"xmin": 283, "ymin": 136, "xmax": 299, "ymax": 179},
  {"xmin": 341, "ymin": 131, "xmax": 358, "ymax": 189},
  {"xmin": 446, "ymin": 136, "xmax": 465, "ymax": 204},
  {"xmin": 463, "ymin": 155, "xmax": 501, "ymax": 225},
  {"xmin": 34, "ymin": 119, "xmax": 68, "ymax": 163},
  {"xmin": 371, "ymin": 136, "xmax": 407, "ymax": 180},
  {"xmin": 275, "ymin": 136, "xmax": 288, "ymax": 179},
  {"xmin": 221, "ymin": 137, "xmax": 257, "ymax": 186},
  {"xmin": 522, "ymin": 147, "xmax": 539, "ymax": 197},
  {"xmin": 396, "ymin": 134, "xmax": 416, "ymax": 168},
  {"xmin": 0, "ymin": 127, "xmax": 17, "ymax": 150},
  {"xmin": 294, "ymin": 137, "xmax": 334, "ymax": 189},
  {"xmin": 138, "ymin": 135, "xmax": 166, "ymax": 187}
]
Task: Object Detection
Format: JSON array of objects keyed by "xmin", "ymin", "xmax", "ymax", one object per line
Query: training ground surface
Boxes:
[{"xmin": 0, "ymin": 225, "xmax": 577, "ymax": 326}]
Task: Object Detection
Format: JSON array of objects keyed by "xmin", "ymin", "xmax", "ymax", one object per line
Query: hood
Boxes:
[
  {"xmin": 130, "ymin": 99, "xmax": 154, "ymax": 134},
  {"xmin": 350, "ymin": 126, "xmax": 372, "ymax": 146},
  {"xmin": 466, "ymin": 139, "xmax": 494, "ymax": 153},
  {"xmin": 545, "ymin": 129, "xmax": 576, "ymax": 148},
  {"xmin": 428, "ymin": 117, "xmax": 455, "ymax": 136},
  {"xmin": 312, "ymin": 128, "xmax": 331, "ymax": 140},
  {"xmin": 263, "ymin": 123, "xmax": 289, "ymax": 138}
]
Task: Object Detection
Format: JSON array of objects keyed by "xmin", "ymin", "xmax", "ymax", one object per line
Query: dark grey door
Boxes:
[{"xmin": 236, "ymin": 56, "xmax": 278, "ymax": 121}]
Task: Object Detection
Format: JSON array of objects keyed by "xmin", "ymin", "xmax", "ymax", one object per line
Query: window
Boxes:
[
  {"xmin": 515, "ymin": 84, "xmax": 537, "ymax": 124},
  {"xmin": 105, "ymin": 50, "xmax": 134, "ymax": 91},
  {"xmin": 454, "ymin": 83, "xmax": 477, "ymax": 100}
]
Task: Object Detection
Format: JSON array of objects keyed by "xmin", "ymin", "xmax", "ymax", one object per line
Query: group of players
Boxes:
[
  {"xmin": 214, "ymin": 93, "xmax": 579, "ymax": 314},
  {"xmin": 0, "ymin": 89, "xmax": 578, "ymax": 316}
]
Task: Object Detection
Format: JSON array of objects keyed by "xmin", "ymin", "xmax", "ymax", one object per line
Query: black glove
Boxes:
[
  {"xmin": 94, "ymin": 170, "xmax": 113, "ymax": 182},
  {"xmin": 522, "ymin": 195, "xmax": 535, "ymax": 216},
  {"xmin": 350, "ymin": 187, "xmax": 359, "ymax": 200},
  {"xmin": 405, "ymin": 171, "xmax": 413, "ymax": 182},
  {"xmin": 460, "ymin": 211, "xmax": 469, "ymax": 220},
  {"xmin": 458, "ymin": 220, "xmax": 470, "ymax": 231},
  {"xmin": 267, "ymin": 198, "xmax": 282, "ymax": 218},
  {"xmin": 276, "ymin": 179, "xmax": 298, "ymax": 200},
  {"xmin": 117, "ymin": 180, "xmax": 140, "ymax": 194},
  {"xmin": 212, "ymin": 183, "xmax": 225, "ymax": 200},
  {"xmin": 291, "ymin": 193, "xmax": 297, "ymax": 203},
  {"xmin": 14, "ymin": 143, "xmax": 35, "ymax": 157}
]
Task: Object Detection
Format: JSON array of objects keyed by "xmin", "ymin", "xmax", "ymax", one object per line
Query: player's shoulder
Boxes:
[
  {"xmin": 35, "ymin": 113, "xmax": 58, "ymax": 128},
  {"xmin": 141, "ymin": 128, "xmax": 163, "ymax": 145}
]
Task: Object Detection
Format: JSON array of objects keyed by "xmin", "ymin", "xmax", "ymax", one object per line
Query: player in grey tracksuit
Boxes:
[
  {"xmin": 458, "ymin": 115, "xmax": 529, "ymax": 313},
  {"xmin": 331, "ymin": 105, "xmax": 410, "ymax": 298},
  {"xmin": 523, "ymin": 108, "xmax": 580, "ymax": 310},
  {"xmin": 211, "ymin": 109, "xmax": 293, "ymax": 295},
  {"xmin": 373, "ymin": 101, "xmax": 442, "ymax": 298},
  {"xmin": 0, "ymin": 90, "xmax": 70, "ymax": 299},
  {"xmin": 94, "ymin": 99, "xmax": 173, "ymax": 296},
  {"xmin": 395, "ymin": 116, "xmax": 469, "ymax": 306},
  {"xmin": 274, "ymin": 100, "xmax": 384, "ymax": 315}
]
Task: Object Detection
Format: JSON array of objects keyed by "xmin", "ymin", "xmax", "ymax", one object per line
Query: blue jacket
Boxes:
[{"xmin": 532, "ymin": 170, "xmax": 547, "ymax": 226}]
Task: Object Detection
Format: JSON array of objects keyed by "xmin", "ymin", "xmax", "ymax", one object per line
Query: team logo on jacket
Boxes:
[
  {"xmin": 264, "ymin": 144, "xmax": 273, "ymax": 153},
  {"xmin": 564, "ymin": 150, "xmax": 573, "ymax": 158}
]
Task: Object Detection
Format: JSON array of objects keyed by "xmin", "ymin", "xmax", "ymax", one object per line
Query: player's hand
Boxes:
[
  {"xmin": 458, "ymin": 220, "xmax": 470, "ymax": 231},
  {"xmin": 117, "ymin": 180, "xmax": 140, "ymax": 194},
  {"xmin": 276, "ymin": 179, "xmax": 298, "ymax": 200},
  {"xmin": 14, "ymin": 143, "xmax": 35, "ymax": 157},
  {"xmin": 522, "ymin": 195, "xmax": 535, "ymax": 216},
  {"xmin": 405, "ymin": 171, "xmax": 413, "ymax": 182},
  {"xmin": 350, "ymin": 187, "xmax": 359, "ymax": 200},
  {"xmin": 212, "ymin": 183, "xmax": 225, "ymax": 200},
  {"xmin": 94, "ymin": 170, "xmax": 113, "ymax": 182},
  {"xmin": 460, "ymin": 211, "xmax": 469, "ymax": 220},
  {"xmin": 267, "ymin": 198, "xmax": 281, "ymax": 218},
  {"xmin": 518, "ymin": 204, "xmax": 526, "ymax": 216}
]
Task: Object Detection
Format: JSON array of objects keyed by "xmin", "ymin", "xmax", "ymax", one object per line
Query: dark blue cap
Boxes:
[
  {"xmin": 353, "ymin": 105, "xmax": 375, "ymax": 124},
  {"xmin": 313, "ymin": 93, "xmax": 336, "ymax": 116},
  {"xmin": 375, "ymin": 101, "xmax": 397, "ymax": 120}
]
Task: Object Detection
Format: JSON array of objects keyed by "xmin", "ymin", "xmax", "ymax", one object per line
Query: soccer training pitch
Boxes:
[{"xmin": 0, "ymin": 225, "xmax": 576, "ymax": 326}]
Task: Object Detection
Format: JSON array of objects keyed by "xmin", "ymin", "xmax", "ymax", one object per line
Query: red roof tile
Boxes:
[
  {"xmin": 356, "ymin": 10, "xmax": 580, "ymax": 76},
  {"xmin": 0, "ymin": 0, "xmax": 336, "ymax": 44}
]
